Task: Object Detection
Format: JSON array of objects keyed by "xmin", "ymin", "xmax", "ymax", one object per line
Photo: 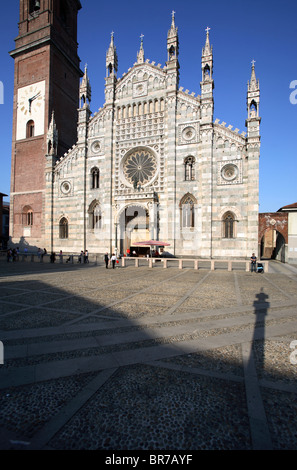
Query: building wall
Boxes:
[
  {"xmin": 288, "ymin": 212, "xmax": 297, "ymax": 263},
  {"xmin": 49, "ymin": 62, "xmax": 259, "ymax": 258}
]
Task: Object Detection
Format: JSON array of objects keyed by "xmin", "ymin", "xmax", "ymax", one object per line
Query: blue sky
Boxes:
[{"xmin": 0, "ymin": 0, "xmax": 296, "ymax": 212}]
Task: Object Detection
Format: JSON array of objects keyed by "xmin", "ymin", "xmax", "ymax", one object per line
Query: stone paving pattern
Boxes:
[{"xmin": 0, "ymin": 259, "xmax": 296, "ymax": 450}]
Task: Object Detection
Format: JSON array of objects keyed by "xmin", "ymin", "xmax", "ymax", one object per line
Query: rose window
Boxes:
[
  {"xmin": 123, "ymin": 148, "xmax": 157, "ymax": 186},
  {"xmin": 221, "ymin": 164, "xmax": 238, "ymax": 181}
]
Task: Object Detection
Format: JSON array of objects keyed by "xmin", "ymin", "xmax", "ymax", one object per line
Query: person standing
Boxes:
[
  {"xmin": 104, "ymin": 252, "xmax": 109, "ymax": 269},
  {"xmin": 251, "ymin": 253, "xmax": 257, "ymax": 272},
  {"xmin": 84, "ymin": 250, "xmax": 89, "ymax": 263},
  {"xmin": 111, "ymin": 253, "xmax": 117, "ymax": 269}
]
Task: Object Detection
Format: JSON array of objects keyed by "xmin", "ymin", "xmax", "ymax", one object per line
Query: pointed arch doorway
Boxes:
[{"xmin": 118, "ymin": 205, "xmax": 151, "ymax": 256}]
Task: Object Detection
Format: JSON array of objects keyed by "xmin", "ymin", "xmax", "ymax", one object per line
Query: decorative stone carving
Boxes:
[
  {"xmin": 132, "ymin": 81, "xmax": 148, "ymax": 98},
  {"xmin": 90, "ymin": 139, "xmax": 104, "ymax": 155},
  {"xmin": 59, "ymin": 179, "xmax": 74, "ymax": 197},
  {"xmin": 178, "ymin": 122, "xmax": 200, "ymax": 145},
  {"xmin": 122, "ymin": 147, "xmax": 158, "ymax": 187},
  {"xmin": 217, "ymin": 160, "xmax": 243, "ymax": 185}
]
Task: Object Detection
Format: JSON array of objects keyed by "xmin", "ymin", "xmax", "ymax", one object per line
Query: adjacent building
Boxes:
[{"xmin": 278, "ymin": 203, "xmax": 297, "ymax": 264}]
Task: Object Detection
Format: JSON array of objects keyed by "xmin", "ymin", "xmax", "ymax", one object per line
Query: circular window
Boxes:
[
  {"xmin": 122, "ymin": 148, "xmax": 158, "ymax": 187},
  {"xmin": 182, "ymin": 126, "xmax": 196, "ymax": 141},
  {"xmin": 61, "ymin": 181, "xmax": 71, "ymax": 195},
  {"xmin": 221, "ymin": 164, "xmax": 238, "ymax": 181},
  {"xmin": 91, "ymin": 141, "xmax": 101, "ymax": 154}
]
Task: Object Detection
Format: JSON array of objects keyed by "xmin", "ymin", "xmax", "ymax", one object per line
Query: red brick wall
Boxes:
[
  {"xmin": 259, "ymin": 213, "xmax": 288, "ymax": 244},
  {"xmin": 10, "ymin": 0, "xmax": 82, "ymax": 242}
]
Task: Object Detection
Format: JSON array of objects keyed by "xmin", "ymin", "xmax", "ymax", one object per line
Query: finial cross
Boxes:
[
  {"xmin": 205, "ymin": 26, "xmax": 211, "ymax": 34},
  {"xmin": 251, "ymin": 59, "xmax": 256, "ymax": 67}
]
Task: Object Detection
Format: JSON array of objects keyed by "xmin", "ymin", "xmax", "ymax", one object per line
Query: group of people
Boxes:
[
  {"xmin": 6, "ymin": 246, "xmax": 261, "ymax": 272},
  {"xmin": 78, "ymin": 250, "xmax": 89, "ymax": 264},
  {"xmin": 7, "ymin": 246, "xmax": 47, "ymax": 262},
  {"xmin": 104, "ymin": 253, "xmax": 118, "ymax": 269},
  {"xmin": 6, "ymin": 247, "xmax": 19, "ymax": 262}
]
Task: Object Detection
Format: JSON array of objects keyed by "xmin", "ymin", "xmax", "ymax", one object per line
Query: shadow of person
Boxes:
[
  {"xmin": 252, "ymin": 288, "xmax": 270, "ymax": 379},
  {"xmin": 242, "ymin": 288, "xmax": 273, "ymax": 449}
]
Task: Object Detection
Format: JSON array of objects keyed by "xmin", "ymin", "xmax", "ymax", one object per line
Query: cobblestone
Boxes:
[{"xmin": 0, "ymin": 259, "xmax": 296, "ymax": 450}]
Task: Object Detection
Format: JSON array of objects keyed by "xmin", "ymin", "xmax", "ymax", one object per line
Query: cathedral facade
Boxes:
[{"xmin": 10, "ymin": 1, "xmax": 261, "ymax": 258}]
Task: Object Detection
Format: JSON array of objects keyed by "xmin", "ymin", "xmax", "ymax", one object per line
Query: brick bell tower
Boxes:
[{"xmin": 9, "ymin": 0, "xmax": 82, "ymax": 247}]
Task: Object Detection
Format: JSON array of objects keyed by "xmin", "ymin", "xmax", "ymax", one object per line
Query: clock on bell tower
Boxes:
[{"xmin": 10, "ymin": 0, "xmax": 82, "ymax": 246}]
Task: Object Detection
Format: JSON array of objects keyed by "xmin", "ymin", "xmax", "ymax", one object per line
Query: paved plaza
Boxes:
[{"xmin": 0, "ymin": 258, "xmax": 296, "ymax": 451}]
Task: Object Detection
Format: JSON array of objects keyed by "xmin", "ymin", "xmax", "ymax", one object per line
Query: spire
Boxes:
[
  {"xmin": 80, "ymin": 64, "xmax": 91, "ymax": 107},
  {"xmin": 47, "ymin": 111, "xmax": 58, "ymax": 156},
  {"xmin": 202, "ymin": 26, "xmax": 212, "ymax": 56},
  {"xmin": 248, "ymin": 60, "xmax": 259, "ymax": 92},
  {"xmin": 246, "ymin": 59, "xmax": 261, "ymax": 133},
  {"xmin": 106, "ymin": 31, "xmax": 118, "ymax": 77},
  {"xmin": 167, "ymin": 10, "xmax": 179, "ymax": 65},
  {"xmin": 137, "ymin": 34, "xmax": 145, "ymax": 64},
  {"xmin": 201, "ymin": 27, "xmax": 213, "ymax": 84},
  {"xmin": 168, "ymin": 10, "xmax": 178, "ymax": 38}
]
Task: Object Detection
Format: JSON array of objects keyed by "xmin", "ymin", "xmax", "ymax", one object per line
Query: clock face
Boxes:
[{"xmin": 16, "ymin": 80, "xmax": 45, "ymax": 140}]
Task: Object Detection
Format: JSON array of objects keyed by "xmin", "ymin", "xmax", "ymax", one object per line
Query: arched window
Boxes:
[
  {"xmin": 204, "ymin": 64, "xmax": 210, "ymax": 80},
  {"xmin": 22, "ymin": 206, "xmax": 33, "ymax": 226},
  {"xmin": 169, "ymin": 45, "xmax": 176, "ymax": 60},
  {"xmin": 93, "ymin": 205, "xmax": 102, "ymax": 229},
  {"xmin": 27, "ymin": 210, "xmax": 33, "ymax": 226},
  {"xmin": 180, "ymin": 194, "xmax": 197, "ymax": 229},
  {"xmin": 26, "ymin": 120, "xmax": 35, "ymax": 138},
  {"xmin": 29, "ymin": 0, "xmax": 40, "ymax": 15},
  {"xmin": 60, "ymin": 0, "xmax": 68, "ymax": 24},
  {"xmin": 223, "ymin": 212, "xmax": 236, "ymax": 239},
  {"xmin": 88, "ymin": 201, "xmax": 102, "ymax": 230},
  {"xmin": 250, "ymin": 100, "xmax": 257, "ymax": 118},
  {"xmin": 184, "ymin": 156, "xmax": 195, "ymax": 181},
  {"xmin": 91, "ymin": 167, "xmax": 100, "ymax": 189},
  {"xmin": 59, "ymin": 218, "xmax": 69, "ymax": 239}
]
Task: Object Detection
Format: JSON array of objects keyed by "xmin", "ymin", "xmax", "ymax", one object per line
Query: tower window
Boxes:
[
  {"xmin": 250, "ymin": 101, "xmax": 257, "ymax": 117},
  {"xmin": 203, "ymin": 65, "xmax": 210, "ymax": 80},
  {"xmin": 59, "ymin": 218, "xmax": 69, "ymax": 239},
  {"xmin": 60, "ymin": 0, "xmax": 68, "ymax": 25},
  {"xmin": 91, "ymin": 168, "xmax": 100, "ymax": 189},
  {"xmin": 27, "ymin": 211, "xmax": 33, "ymax": 226},
  {"xmin": 26, "ymin": 120, "xmax": 35, "ymax": 138},
  {"xmin": 168, "ymin": 46, "xmax": 176, "ymax": 60},
  {"xmin": 29, "ymin": 0, "xmax": 40, "ymax": 15},
  {"xmin": 22, "ymin": 206, "xmax": 34, "ymax": 226},
  {"xmin": 184, "ymin": 156, "xmax": 195, "ymax": 181}
]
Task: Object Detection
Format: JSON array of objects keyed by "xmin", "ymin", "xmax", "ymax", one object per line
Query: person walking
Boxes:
[
  {"xmin": 111, "ymin": 253, "xmax": 117, "ymax": 269},
  {"xmin": 250, "ymin": 253, "xmax": 257, "ymax": 272},
  {"xmin": 104, "ymin": 252, "xmax": 109, "ymax": 269}
]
